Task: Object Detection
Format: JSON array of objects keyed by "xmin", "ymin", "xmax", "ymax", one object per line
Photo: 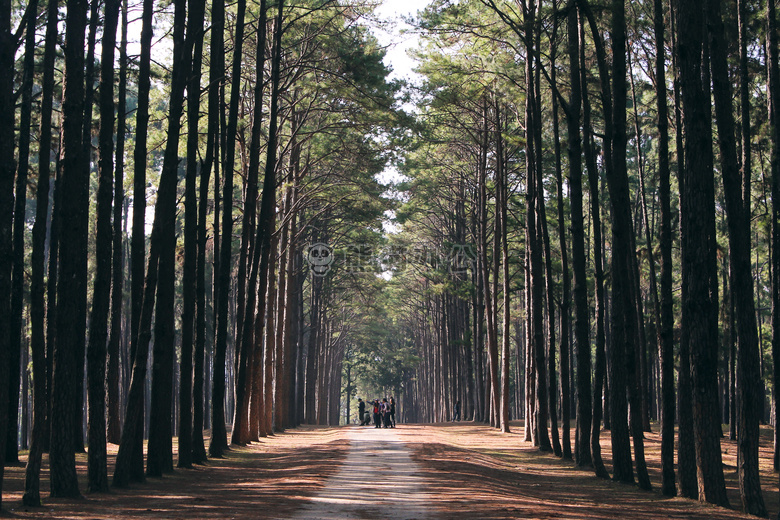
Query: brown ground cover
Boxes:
[
  {"xmin": 2, "ymin": 426, "xmax": 346, "ymax": 519},
  {"xmin": 1, "ymin": 421, "xmax": 777, "ymax": 519},
  {"xmin": 399, "ymin": 420, "xmax": 779, "ymax": 519}
]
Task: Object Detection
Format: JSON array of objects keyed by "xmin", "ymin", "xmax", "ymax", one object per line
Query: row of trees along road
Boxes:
[
  {"xmin": 2, "ymin": 0, "xmax": 780, "ymax": 518},
  {"xmin": 0, "ymin": 0, "xmax": 403, "ymax": 506},
  {"xmin": 380, "ymin": 0, "xmax": 780, "ymax": 517}
]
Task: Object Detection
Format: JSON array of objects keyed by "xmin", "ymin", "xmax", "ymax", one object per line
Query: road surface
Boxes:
[{"xmin": 291, "ymin": 426, "xmax": 430, "ymax": 520}]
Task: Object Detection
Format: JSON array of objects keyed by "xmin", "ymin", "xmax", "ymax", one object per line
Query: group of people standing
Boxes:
[{"xmin": 357, "ymin": 397, "xmax": 395, "ymax": 428}]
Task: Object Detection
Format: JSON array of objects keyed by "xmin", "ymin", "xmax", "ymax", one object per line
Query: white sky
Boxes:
[
  {"xmin": 371, "ymin": 0, "xmax": 432, "ymax": 83},
  {"xmin": 370, "ymin": 0, "xmax": 433, "ymax": 234}
]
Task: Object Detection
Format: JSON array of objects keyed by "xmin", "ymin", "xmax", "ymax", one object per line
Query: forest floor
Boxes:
[{"xmin": 0, "ymin": 421, "xmax": 776, "ymax": 519}]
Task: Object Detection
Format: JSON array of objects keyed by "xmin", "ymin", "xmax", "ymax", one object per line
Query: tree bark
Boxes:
[
  {"xmin": 107, "ymin": 0, "xmax": 128, "ymax": 447},
  {"xmin": 146, "ymin": 0, "xmax": 190, "ymax": 477},
  {"xmin": 578, "ymin": 13, "xmax": 608, "ymax": 479},
  {"xmin": 707, "ymin": 0, "xmax": 766, "ymax": 512},
  {"xmin": 50, "ymin": 0, "xmax": 88, "ymax": 496},
  {"xmin": 551, "ymin": 3, "xmax": 572, "ymax": 459},
  {"xmin": 194, "ymin": 0, "xmax": 225, "ymax": 465},
  {"xmin": 232, "ymin": 0, "xmax": 268, "ymax": 445},
  {"xmin": 178, "ymin": 0, "xmax": 207, "ymax": 469},
  {"xmin": 211, "ymin": 0, "xmax": 247, "ymax": 458},
  {"xmin": 0, "ymin": 0, "xmax": 16, "ymax": 505},
  {"xmin": 768, "ymin": 0, "xmax": 780, "ymax": 494},
  {"xmin": 130, "ymin": 0, "xmax": 153, "ymax": 387},
  {"xmin": 496, "ymin": 104, "xmax": 511, "ymax": 435},
  {"xmin": 86, "ymin": 0, "xmax": 120, "ymax": 491},
  {"xmin": 654, "ymin": 0, "xmax": 677, "ymax": 497},
  {"xmin": 6, "ymin": 0, "xmax": 38, "ymax": 466},
  {"xmin": 676, "ymin": 0, "xmax": 729, "ymax": 505},
  {"xmin": 565, "ymin": 1, "xmax": 591, "ymax": 466},
  {"xmin": 24, "ymin": 0, "xmax": 59, "ymax": 505}
]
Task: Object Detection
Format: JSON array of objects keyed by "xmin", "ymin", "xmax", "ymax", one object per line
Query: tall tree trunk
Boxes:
[
  {"xmin": 178, "ymin": 0, "xmax": 207, "ymax": 469},
  {"xmin": 129, "ymin": 0, "xmax": 153, "ymax": 423},
  {"xmin": 284, "ymin": 169, "xmax": 301, "ymax": 427},
  {"xmin": 536, "ymin": 110, "xmax": 559, "ymax": 453},
  {"xmin": 247, "ymin": 4, "xmax": 284, "ymax": 433},
  {"xmin": 551, "ymin": 3, "xmax": 572, "ymax": 459},
  {"xmin": 305, "ymin": 273, "xmax": 322, "ymax": 423},
  {"xmin": 478, "ymin": 100, "xmax": 500, "ymax": 430},
  {"xmin": 605, "ymin": 0, "xmax": 651, "ymax": 489},
  {"xmin": 232, "ymin": 0, "xmax": 268, "ymax": 445},
  {"xmin": 496, "ymin": 105, "xmax": 511, "ymax": 435},
  {"xmin": 50, "ymin": 0, "xmax": 88, "ymax": 496},
  {"xmin": 0, "ymin": 0, "xmax": 15, "ymax": 505},
  {"xmin": 263, "ymin": 230, "xmax": 278, "ymax": 434},
  {"xmin": 107, "ymin": 0, "xmax": 128, "ymax": 446},
  {"xmin": 70, "ymin": 0, "xmax": 99, "ymax": 455},
  {"xmin": 768, "ymin": 0, "xmax": 780, "ymax": 496},
  {"xmin": 669, "ymin": 0, "xmax": 698, "ymax": 498},
  {"xmin": 566, "ymin": 1, "xmax": 590, "ymax": 466},
  {"xmin": 24, "ymin": 0, "xmax": 59, "ymax": 505},
  {"xmin": 707, "ymin": 0, "xmax": 766, "ymax": 512},
  {"xmin": 146, "ymin": 0, "xmax": 190, "ymax": 477},
  {"xmin": 6, "ymin": 0, "xmax": 38, "ymax": 466},
  {"xmin": 194, "ymin": 0, "xmax": 225, "ymax": 465},
  {"xmin": 655, "ymin": 0, "xmax": 677, "ymax": 497},
  {"xmin": 210, "ymin": 0, "xmax": 247, "ymax": 458},
  {"xmin": 676, "ymin": 0, "xmax": 729, "ymax": 506},
  {"xmin": 86, "ymin": 0, "xmax": 120, "ymax": 491},
  {"xmin": 579, "ymin": 12, "xmax": 608, "ymax": 479},
  {"xmin": 628, "ymin": 45, "xmax": 658, "ymax": 435},
  {"xmin": 275, "ymin": 190, "xmax": 291, "ymax": 431}
]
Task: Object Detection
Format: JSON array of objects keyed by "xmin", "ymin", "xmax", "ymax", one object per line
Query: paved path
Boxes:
[{"xmin": 291, "ymin": 426, "xmax": 430, "ymax": 520}]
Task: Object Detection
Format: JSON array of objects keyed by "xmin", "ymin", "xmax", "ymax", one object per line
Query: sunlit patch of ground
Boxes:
[
  {"xmin": 399, "ymin": 421, "xmax": 778, "ymax": 520},
  {"xmin": 3, "ymin": 426, "xmax": 347, "ymax": 519},
  {"xmin": 3, "ymin": 421, "xmax": 778, "ymax": 519}
]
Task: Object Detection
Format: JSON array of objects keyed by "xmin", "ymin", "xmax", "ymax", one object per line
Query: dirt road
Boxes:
[
  {"xmin": 291, "ymin": 426, "xmax": 429, "ymax": 520},
  {"xmin": 2, "ymin": 423, "xmax": 776, "ymax": 519}
]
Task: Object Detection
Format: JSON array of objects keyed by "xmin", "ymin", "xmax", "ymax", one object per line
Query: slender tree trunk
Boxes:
[
  {"xmin": 232, "ymin": 0, "xmax": 268, "ymax": 445},
  {"xmin": 71, "ymin": 0, "xmax": 99, "ymax": 454},
  {"xmin": 669, "ymin": 0, "xmax": 698, "ymax": 498},
  {"xmin": 211, "ymin": 0, "xmax": 246, "ymax": 458},
  {"xmin": 305, "ymin": 273, "xmax": 322, "ymax": 423},
  {"xmin": 263, "ymin": 231, "xmax": 278, "ymax": 434},
  {"xmin": 478, "ymin": 100, "xmax": 500, "ymax": 430},
  {"xmin": 6, "ymin": 0, "xmax": 38, "ymax": 466},
  {"xmin": 768, "ymin": 0, "xmax": 780, "ymax": 497},
  {"xmin": 551, "ymin": 4, "xmax": 572, "ymax": 458},
  {"xmin": 146, "ymin": 0, "xmax": 190, "ymax": 477},
  {"xmin": 536, "ymin": 114, "xmax": 559, "ymax": 452},
  {"xmin": 24, "ymin": 0, "xmax": 59, "ymax": 505},
  {"xmin": 707, "ymin": 0, "xmax": 766, "ymax": 512},
  {"xmin": 628, "ymin": 45, "xmax": 658, "ymax": 435},
  {"xmin": 676, "ymin": 0, "xmax": 729, "ymax": 506},
  {"xmin": 50, "ymin": 0, "xmax": 88, "ymax": 496},
  {"xmin": 194, "ymin": 0, "xmax": 225, "ymax": 465},
  {"xmin": 275, "ymin": 191, "xmax": 290, "ymax": 431},
  {"xmin": 107, "ymin": 0, "xmax": 128, "ymax": 446},
  {"xmin": 578, "ymin": 13, "xmax": 608, "ymax": 479},
  {"xmin": 0, "ymin": 0, "xmax": 11, "ymax": 501},
  {"xmin": 496, "ymin": 105, "xmax": 511, "ymax": 434},
  {"xmin": 566, "ymin": 1, "xmax": 590, "ymax": 466},
  {"xmin": 130, "ymin": 0, "xmax": 153, "ymax": 412},
  {"xmin": 178, "ymin": 0, "xmax": 207, "ymax": 469},
  {"xmin": 86, "ymin": 0, "xmax": 120, "ymax": 491},
  {"xmin": 655, "ymin": 0, "xmax": 677, "ymax": 497}
]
